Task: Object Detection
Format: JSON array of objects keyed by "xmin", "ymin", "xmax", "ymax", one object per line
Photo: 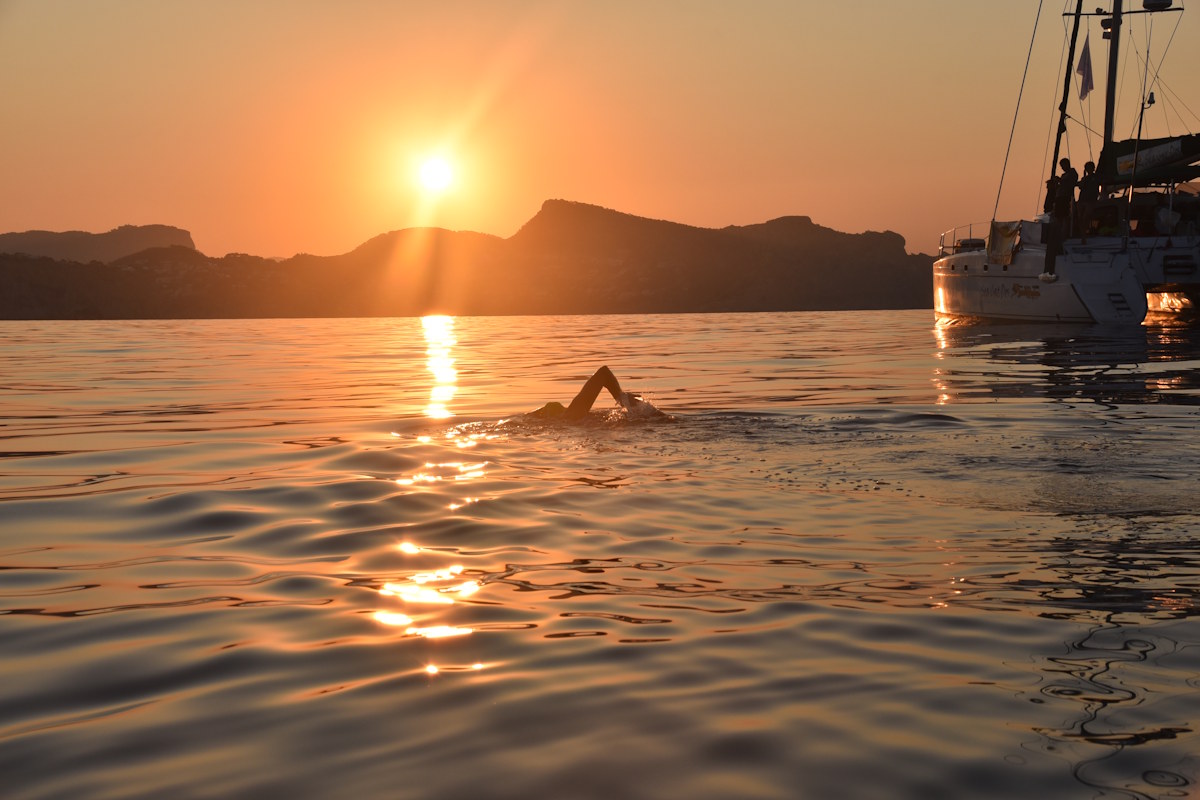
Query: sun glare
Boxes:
[{"xmin": 418, "ymin": 157, "xmax": 454, "ymax": 193}]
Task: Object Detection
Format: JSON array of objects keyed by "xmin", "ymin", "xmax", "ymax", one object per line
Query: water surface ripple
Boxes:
[{"xmin": 2, "ymin": 312, "xmax": 1199, "ymax": 799}]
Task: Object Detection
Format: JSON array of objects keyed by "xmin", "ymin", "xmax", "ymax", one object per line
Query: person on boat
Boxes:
[
  {"xmin": 1042, "ymin": 158, "xmax": 1081, "ymax": 281},
  {"xmin": 528, "ymin": 366, "xmax": 665, "ymax": 421},
  {"xmin": 1077, "ymin": 161, "xmax": 1099, "ymax": 204},
  {"xmin": 1041, "ymin": 159, "xmax": 1078, "ymax": 281},
  {"xmin": 1054, "ymin": 158, "xmax": 1079, "ymax": 229},
  {"xmin": 1043, "ymin": 175, "xmax": 1059, "ymax": 215},
  {"xmin": 1074, "ymin": 161, "xmax": 1101, "ymax": 239}
]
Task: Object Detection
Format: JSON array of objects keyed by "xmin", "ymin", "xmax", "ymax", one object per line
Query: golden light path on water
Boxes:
[
  {"xmin": 421, "ymin": 315, "xmax": 457, "ymax": 419},
  {"xmin": 931, "ymin": 324, "xmax": 954, "ymax": 405},
  {"xmin": 372, "ymin": 540, "xmax": 486, "ymax": 672},
  {"xmin": 380, "ymin": 320, "xmax": 491, "ymax": 672}
]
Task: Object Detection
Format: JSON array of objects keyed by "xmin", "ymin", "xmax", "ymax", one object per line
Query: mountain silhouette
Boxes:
[
  {"xmin": 0, "ymin": 201, "xmax": 932, "ymax": 318},
  {"xmin": 0, "ymin": 224, "xmax": 194, "ymax": 264}
]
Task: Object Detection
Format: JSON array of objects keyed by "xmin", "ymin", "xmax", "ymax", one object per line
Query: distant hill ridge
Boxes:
[
  {"xmin": 0, "ymin": 224, "xmax": 194, "ymax": 264},
  {"xmin": 0, "ymin": 201, "xmax": 932, "ymax": 318},
  {"xmin": 511, "ymin": 199, "xmax": 710, "ymax": 252}
]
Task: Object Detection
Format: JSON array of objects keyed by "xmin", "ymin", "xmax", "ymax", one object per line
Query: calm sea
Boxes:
[{"xmin": 3, "ymin": 310, "xmax": 1200, "ymax": 800}]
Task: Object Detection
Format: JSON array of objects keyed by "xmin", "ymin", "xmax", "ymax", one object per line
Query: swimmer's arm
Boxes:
[{"xmin": 564, "ymin": 366, "xmax": 624, "ymax": 419}]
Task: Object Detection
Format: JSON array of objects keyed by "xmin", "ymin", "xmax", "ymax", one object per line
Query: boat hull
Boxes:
[
  {"xmin": 933, "ymin": 228, "xmax": 1200, "ymax": 324},
  {"xmin": 934, "ymin": 245, "xmax": 1146, "ymax": 323}
]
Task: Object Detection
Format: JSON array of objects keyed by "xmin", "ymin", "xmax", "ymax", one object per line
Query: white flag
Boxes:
[{"xmin": 1077, "ymin": 34, "xmax": 1094, "ymax": 100}]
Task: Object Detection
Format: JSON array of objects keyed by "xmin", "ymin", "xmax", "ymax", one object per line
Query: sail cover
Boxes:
[
  {"xmin": 987, "ymin": 220, "xmax": 1020, "ymax": 265},
  {"xmin": 1098, "ymin": 133, "xmax": 1200, "ymax": 187}
]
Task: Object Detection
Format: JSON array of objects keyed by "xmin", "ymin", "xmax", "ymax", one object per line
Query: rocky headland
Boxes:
[{"xmin": 0, "ymin": 202, "xmax": 933, "ymax": 318}]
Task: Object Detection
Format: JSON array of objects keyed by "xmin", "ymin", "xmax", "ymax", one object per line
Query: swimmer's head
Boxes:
[{"xmin": 530, "ymin": 401, "xmax": 567, "ymax": 418}]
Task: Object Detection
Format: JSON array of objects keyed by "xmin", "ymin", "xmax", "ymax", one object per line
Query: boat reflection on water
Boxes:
[
  {"xmin": 932, "ymin": 320, "xmax": 1200, "ymax": 406},
  {"xmin": 929, "ymin": 315, "xmax": 1200, "ymax": 791},
  {"xmin": 1028, "ymin": 621, "xmax": 1197, "ymax": 796},
  {"xmin": 1016, "ymin": 525, "xmax": 1200, "ymax": 796}
]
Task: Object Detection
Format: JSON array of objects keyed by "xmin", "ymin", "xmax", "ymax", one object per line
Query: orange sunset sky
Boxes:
[{"xmin": 3, "ymin": 0, "xmax": 1199, "ymax": 258}]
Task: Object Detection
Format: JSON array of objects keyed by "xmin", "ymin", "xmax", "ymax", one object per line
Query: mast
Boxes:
[
  {"xmin": 1102, "ymin": 0, "xmax": 1123, "ymax": 149},
  {"xmin": 1050, "ymin": 0, "xmax": 1086, "ymax": 177}
]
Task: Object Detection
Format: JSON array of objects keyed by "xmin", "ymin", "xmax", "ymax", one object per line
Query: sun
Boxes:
[{"xmin": 417, "ymin": 156, "xmax": 454, "ymax": 193}]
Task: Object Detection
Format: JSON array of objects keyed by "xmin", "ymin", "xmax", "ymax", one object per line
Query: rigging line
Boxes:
[
  {"xmin": 1037, "ymin": 3, "xmax": 1070, "ymax": 215},
  {"xmin": 1071, "ymin": 25, "xmax": 1095, "ymax": 162},
  {"xmin": 1120, "ymin": 18, "xmax": 1135, "ymax": 138},
  {"xmin": 1148, "ymin": 8, "xmax": 1180, "ymax": 87},
  {"xmin": 1130, "ymin": 20, "xmax": 1152, "ymax": 180},
  {"xmin": 1124, "ymin": 18, "xmax": 1157, "ymax": 138},
  {"xmin": 1140, "ymin": 14, "xmax": 1153, "ymax": 112},
  {"xmin": 1155, "ymin": 78, "xmax": 1200, "ymax": 130},
  {"xmin": 1143, "ymin": 13, "xmax": 1154, "ymax": 102},
  {"xmin": 1067, "ymin": 114, "xmax": 1102, "ymax": 139},
  {"xmin": 994, "ymin": 1, "xmax": 1041, "ymax": 221},
  {"xmin": 1058, "ymin": 111, "xmax": 1102, "ymax": 141},
  {"xmin": 1147, "ymin": 10, "xmax": 1187, "ymax": 135},
  {"xmin": 1067, "ymin": 10, "xmax": 1094, "ymax": 161},
  {"xmin": 1145, "ymin": 8, "xmax": 1199, "ymax": 129},
  {"xmin": 1147, "ymin": 2, "xmax": 1199, "ymax": 128},
  {"xmin": 1142, "ymin": 14, "xmax": 1171, "ymax": 137}
]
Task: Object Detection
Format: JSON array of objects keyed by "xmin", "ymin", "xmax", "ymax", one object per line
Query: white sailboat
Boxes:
[{"xmin": 934, "ymin": 0, "xmax": 1200, "ymax": 324}]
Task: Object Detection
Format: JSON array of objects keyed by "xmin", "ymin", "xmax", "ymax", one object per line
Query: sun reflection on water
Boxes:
[
  {"xmin": 377, "ymin": 319, "xmax": 500, "ymax": 666},
  {"xmin": 372, "ymin": 611, "xmax": 414, "ymax": 627},
  {"xmin": 408, "ymin": 625, "xmax": 473, "ymax": 639},
  {"xmin": 399, "ymin": 427, "xmax": 497, "ymax": 453},
  {"xmin": 374, "ymin": 541, "xmax": 485, "ymax": 653},
  {"xmin": 421, "ymin": 315, "xmax": 457, "ymax": 419}
]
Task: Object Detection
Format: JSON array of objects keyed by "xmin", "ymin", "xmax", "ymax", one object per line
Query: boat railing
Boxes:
[{"xmin": 938, "ymin": 223, "xmax": 990, "ymax": 256}]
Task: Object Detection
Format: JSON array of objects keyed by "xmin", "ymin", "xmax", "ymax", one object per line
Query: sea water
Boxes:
[{"xmin": 2, "ymin": 311, "xmax": 1199, "ymax": 799}]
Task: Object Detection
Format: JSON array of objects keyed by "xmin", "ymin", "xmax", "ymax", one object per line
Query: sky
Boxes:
[{"xmin": 3, "ymin": 0, "xmax": 1200, "ymax": 258}]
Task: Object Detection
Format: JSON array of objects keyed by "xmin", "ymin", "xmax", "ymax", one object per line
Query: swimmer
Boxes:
[{"xmin": 529, "ymin": 366, "xmax": 665, "ymax": 420}]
